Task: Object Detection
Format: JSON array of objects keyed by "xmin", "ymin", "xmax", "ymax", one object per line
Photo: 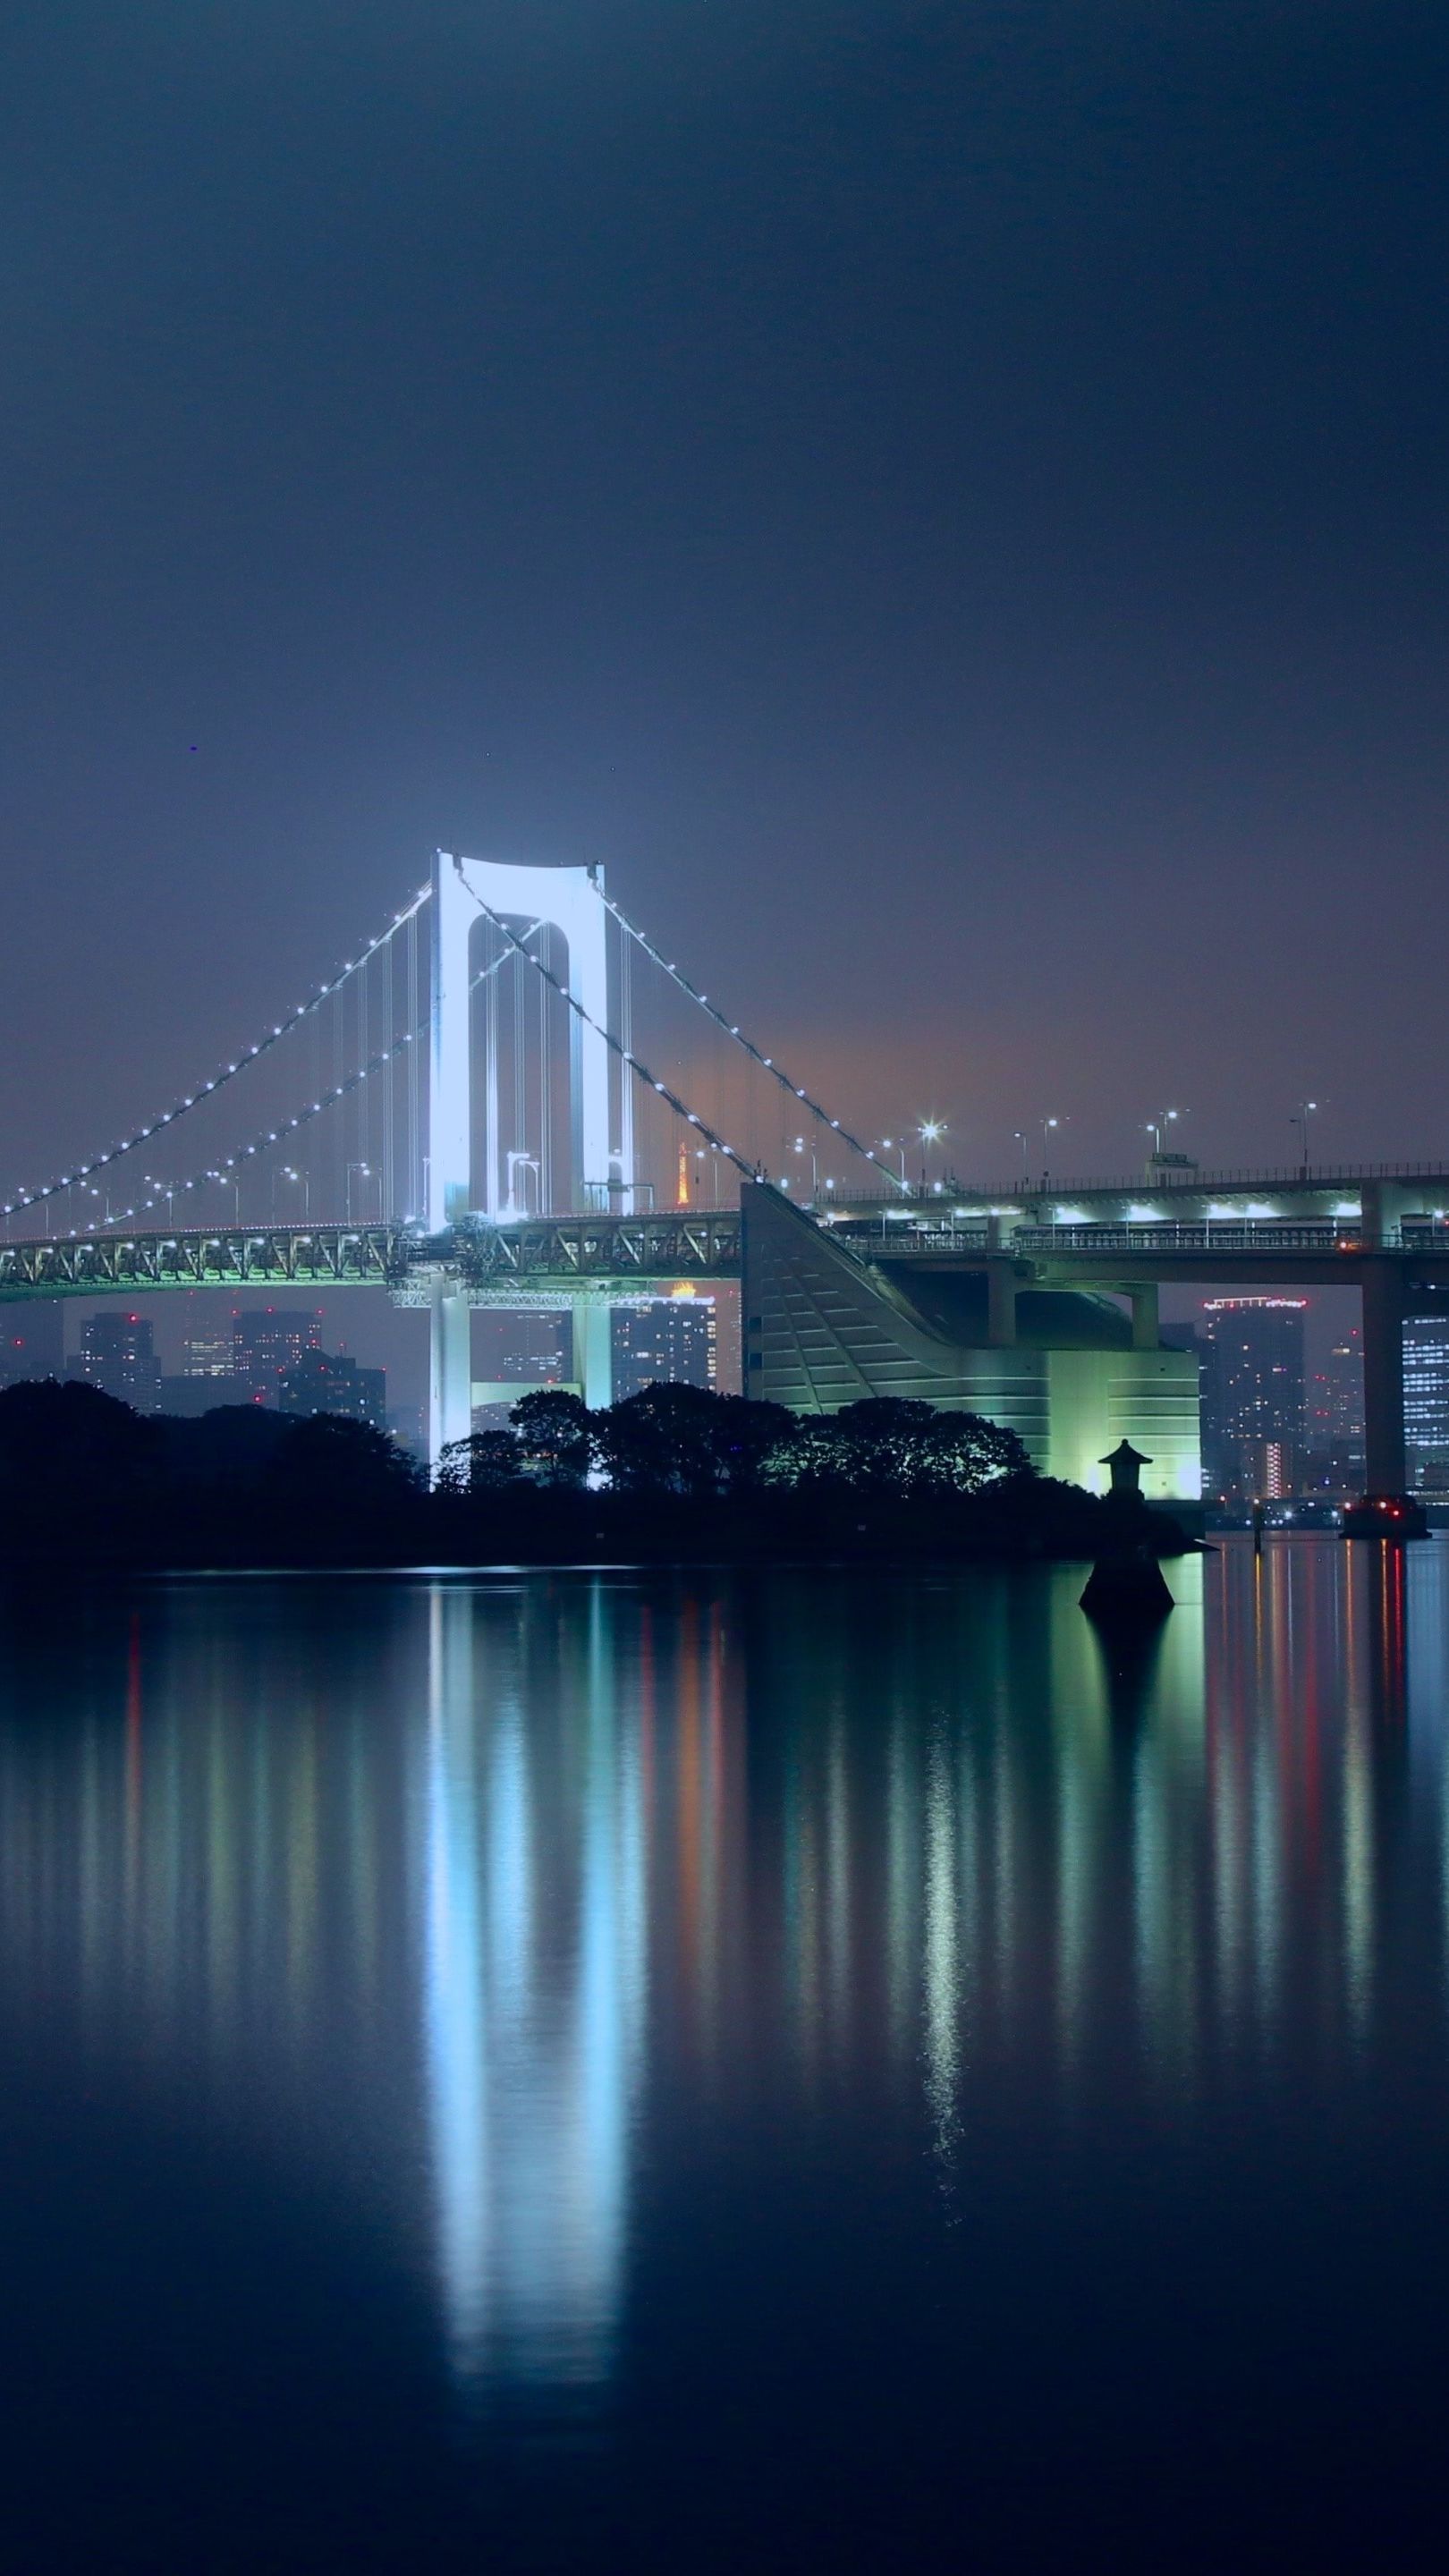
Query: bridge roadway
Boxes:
[
  {"xmin": 6, "ymin": 1166, "xmax": 1448, "ymax": 1492},
  {"xmin": 0, "ymin": 1210, "xmax": 743, "ymax": 1300},
  {"xmin": 6, "ymin": 1164, "xmax": 1445, "ymax": 1299},
  {"xmin": 822, "ymin": 1165, "xmax": 1449, "ymax": 1496}
]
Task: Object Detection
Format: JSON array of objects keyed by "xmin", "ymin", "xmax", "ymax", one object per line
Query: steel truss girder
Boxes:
[
  {"xmin": 0, "ymin": 1210, "xmax": 741, "ymax": 1303},
  {"xmin": 445, "ymin": 1211, "xmax": 741, "ymax": 1285},
  {"xmin": 0, "ymin": 1224, "xmax": 402, "ymax": 1297}
]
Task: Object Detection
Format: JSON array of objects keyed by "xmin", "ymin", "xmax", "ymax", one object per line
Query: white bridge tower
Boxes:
[{"xmin": 426, "ymin": 850, "xmax": 627, "ymax": 1469}]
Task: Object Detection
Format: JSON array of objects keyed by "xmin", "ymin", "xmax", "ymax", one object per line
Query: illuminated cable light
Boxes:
[
  {"xmin": 1, "ymin": 885, "xmax": 430, "ymax": 1218},
  {"xmin": 595, "ymin": 882, "xmax": 907, "ymax": 1192}
]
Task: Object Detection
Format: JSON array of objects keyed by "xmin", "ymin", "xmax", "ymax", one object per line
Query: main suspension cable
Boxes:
[
  {"xmin": 59, "ymin": 1025, "xmax": 430, "ymax": 1236},
  {"xmin": 454, "ymin": 860, "xmax": 758, "ymax": 1186},
  {"xmin": 2, "ymin": 882, "xmax": 433, "ymax": 1220},
  {"xmin": 592, "ymin": 882, "xmax": 908, "ymax": 1193}
]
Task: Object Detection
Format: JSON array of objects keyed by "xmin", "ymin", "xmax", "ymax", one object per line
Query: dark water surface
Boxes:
[{"xmin": 2, "ymin": 1542, "xmax": 1448, "ymax": 2571}]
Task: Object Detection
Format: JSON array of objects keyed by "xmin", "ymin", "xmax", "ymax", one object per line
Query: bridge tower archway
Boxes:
[
  {"xmin": 428, "ymin": 849, "xmax": 616, "ymax": 1228},
  {"xmin": 426, "ymin": 850, "xmax": 628, "ymax": 1469}
]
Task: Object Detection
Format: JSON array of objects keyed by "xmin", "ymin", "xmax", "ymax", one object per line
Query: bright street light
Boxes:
[{"xmin": 917, "ymin": 1119, "xmax": 945, "ymax": 1189}]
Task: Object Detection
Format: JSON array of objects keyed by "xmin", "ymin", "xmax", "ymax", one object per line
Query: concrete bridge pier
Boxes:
[
  {"xmin": 1129, "ymin": 1283, "xmax": 1159, "ymax": 1349},
  {"xmin": 428, "ymin": 1285, "xmax": 472, "ymax": 1474},
  {"xmin": 987, "ymin": 1264, "xmax": 1018, "ymax": 1344},
  {"xmin": 573, "ymin": 1297, "xmax": 614, "ymax": 1411}
]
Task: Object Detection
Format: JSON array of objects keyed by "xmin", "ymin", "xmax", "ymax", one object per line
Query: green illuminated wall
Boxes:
[{"xmin": 742, "ymin": 1185, "xmax": 1201, "ymax": 1501}]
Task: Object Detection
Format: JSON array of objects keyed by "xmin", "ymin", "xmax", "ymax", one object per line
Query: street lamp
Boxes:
[
  {"xmin": 275, "ymin": 1165, "xmax": 309, "ymax": 1219},
  {"xmin": 880, "ymin": 1137, "xmax": 908, "ymax": 1186},
  {"xmin": 1013, "ymin": 1130, "xmax": 1029, "ymax": 1188},
  {"xmin": 1146, "ymin": 1108, "xmax": 1185, "ymax": 1161},
  {"xmin": 917, "ymin": 1118, "xmax": 945, "ymax": 1188},
  {"xmin": 347, "ymin": 1161, "xmax": 372, "ymax": 1223},
  {"xmin": 1291, "ymin": 1100, "xmax": 1318, "ymax": 1180},
  {"xmin": 794, "ymin": 1133, "xmax": 819, "ymax": 1196},
  {"xmin": 1039, "ymin": 1115, "xmax": 1062, "ymax": 1184}
]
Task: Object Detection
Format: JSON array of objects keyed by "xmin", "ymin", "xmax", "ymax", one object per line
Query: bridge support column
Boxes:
[
  {"xmin": 1361, "ymin": 1259, "xmax": 1408, "ymax": 1496},
  {"xmin": 1129, "ymin": 1283, "xmax": 1159, "ymax": 1350},
  {"xmin": 428, "ymin": 1286, "xmax": 472, "ymax": 1475},
  {"xmin": 574, "ymin": 1298, "xmax": 613, "ymax": 1411},
  {"xmin": 987, "ymin": 1265, "xmax": 1018, "ymax": 1346}
]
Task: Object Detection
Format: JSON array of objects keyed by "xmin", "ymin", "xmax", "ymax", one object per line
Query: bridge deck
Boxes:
[
  {"xmin": 8, "ymin": 1192, "xmax": 1449, "ymax": 1307},
  {"xmin": 0, "ymin": 1212, "xmax": 744, "ymax": 1299}
]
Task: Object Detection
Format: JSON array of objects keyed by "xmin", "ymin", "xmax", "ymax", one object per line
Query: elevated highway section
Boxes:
[{"xmin": 790, "ymin": 1167, "xmax": 1449, "ymax": 1499}]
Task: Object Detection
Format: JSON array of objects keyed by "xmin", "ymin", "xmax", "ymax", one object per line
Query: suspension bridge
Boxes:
[
  {"xmin": 5, "ymin": 848, "xmax": 1449, "ymax": 1496},
  {"xmin": 1, "ymin": 850, "xmax": 904, "ymax": 1465}
]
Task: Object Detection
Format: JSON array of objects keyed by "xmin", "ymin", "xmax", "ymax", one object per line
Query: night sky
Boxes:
[{"xmin": 4, "ymin": 1, "xmax": 1446, "ymax": 1204}]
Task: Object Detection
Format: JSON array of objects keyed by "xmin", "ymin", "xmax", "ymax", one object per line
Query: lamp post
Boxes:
[
  {"xmin": 1013, "ymin": 1131, "xmax": 1029, "ymax": 1189},
  {"xmin": 1039, "ymin": 1115, "xmax": 1061, "ymax": 1187},
  {"xmin": 1291, "ymin": 1100, "xmax": 1318, "ymax": 1181},
  {"xmin": 794, "ymin": 1134, "xmax": 820, "ymax": 1197},
  {"xmin": 881, "ymin": 1137, "xmax": 908, "ymax": 1186},
  {"xmin": 1146, "ymin": 1108, "xmax": 1183, "ymax": 1161},
  {"xmin": 346, "ymin": 1161, "xmax": 372, "ymax": 1223},
  {"xmin": 276, "ymin": 1165, "xmax": 309, "ymax": 1220},
  {"xmin": 917, "ymin": 1118, "xmax": 945, "ymax": 1189}
]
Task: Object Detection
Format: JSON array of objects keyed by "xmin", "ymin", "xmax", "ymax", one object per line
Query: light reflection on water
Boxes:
[{"xmin": 2, "ymin": 1540, "xmax": 1448, "ymax": 2562}]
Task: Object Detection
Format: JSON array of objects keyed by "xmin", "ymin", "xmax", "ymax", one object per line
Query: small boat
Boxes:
[{"xmin": 1342, "ymin": 1495, "xmax": 1430, "ymax": 1540}]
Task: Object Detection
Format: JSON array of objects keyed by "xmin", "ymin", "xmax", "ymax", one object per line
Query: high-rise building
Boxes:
[
  {"xmin": 1199, "ymin": 1297, "xmax": 1307, "ymax": 1501},
  {"xmin": 471, "ymin": 1308, "xmax": 572, "ymax": 1428},
  {"xmin": 278, "ymin": 1349, "xmax": 386, "ymax": 1430},
  {"xmin": 183, "ymin": 1326, "xmax": 239, "ymax": 1378},
  {"xmin": 233, "ymin": 1309, "xmax": 323, "ymax": 1402},
  {"xmin": 1403, "ymin": 1315, "xmax": 1449, "ymax": 1492},
  {"xmin": 0, "ymin": 1301, "xmax": 64, "ymax": 1386},
  {"xmin": 611, "ymin": 1293, "xmax": 718, "ymax": 1402},
  {"xmin": 68, "ymin": 1312, "xmax": 163, "ymax": 1411},
  {"xmin": 1302, "ymin": 1326, "xmax": 1365, "ymax": 1491}
]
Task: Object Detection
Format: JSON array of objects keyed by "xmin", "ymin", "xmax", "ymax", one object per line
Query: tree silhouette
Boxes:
[
  {"xmin": 510, "ymin": 1389, "xmax": 593, "ymax": 1487},
  {"xmin": 592, "ymin": 1383, "xmax": 795, "ymax": 1496},
  {"xmin": 0, "ymin": 1377, "xmax": 158, "ymax": 1504},
  {"xmin": 764, "ymin": 1396, "xmax": 1030, "ymax": 1496},
  {"xmin": 436, "ymin": 1429, "xmax": 522, "ymax": 1495},
  {"xmin": 264, "ymin": 1413, "xmax": 421, "ymax": 1509}
]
